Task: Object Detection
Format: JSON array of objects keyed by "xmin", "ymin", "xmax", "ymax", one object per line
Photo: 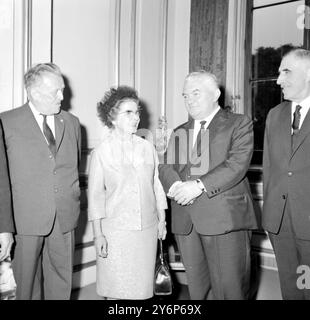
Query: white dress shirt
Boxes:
[
  {"xmin": 28, "ymin": 102, "xmax": 56, "ymax": 143},
  {"xmin": 192, "ymin": 106, "xmax": 220, "ymax": 147}
]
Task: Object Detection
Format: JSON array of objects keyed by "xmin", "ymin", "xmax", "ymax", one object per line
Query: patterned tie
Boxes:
[
  {"xmin": 42, "ymin": 114, "xmax": 56, "ymax": 157},
  {"xmin": 292, "ymin": 105, "xmax": 302, "ymax": 135},
  {"xmin": 196, "ymin": 120, "xmax": 206, "ymax": 157}
]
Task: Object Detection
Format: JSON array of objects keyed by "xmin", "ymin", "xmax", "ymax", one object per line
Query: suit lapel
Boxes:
[
  {"xmin": 291, "ymin": 105, "xmax": 310, "ymax": 157},
  {"xmin": 24, "ymin": 104, "xmax": 50, "ymax": 147},
  {"xmin": 276, "ymin": 102, "xmax": 292, "ymax": 161},
  {"xmin": 55, "ymin": 112, "xmax": 65, "ymax": 152},
  {"xmin": 206, "ymin": 108, "xmax": 226, "ymax": 145},
  {"xmin": 176, "ymin": 120, "xmax": 193, "ymax": 172}
]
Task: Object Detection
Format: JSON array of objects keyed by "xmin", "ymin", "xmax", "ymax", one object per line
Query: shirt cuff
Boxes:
[{"xmin": 196, "ymin": 179, "xmax": 207, "ymax": 192}]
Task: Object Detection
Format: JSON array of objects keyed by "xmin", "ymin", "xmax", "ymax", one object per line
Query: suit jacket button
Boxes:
[
  {"xmin": 288, "ymin": 172, "xmax": 293, "ymax": 177},
  {"xmin": 282, "ymin": 195, "xmax": 286, "ymax": 200}
]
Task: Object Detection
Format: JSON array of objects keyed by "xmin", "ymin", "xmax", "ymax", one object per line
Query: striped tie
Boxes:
[
  {"xmin": 196, "ymin": 120, "xmax": 206, "ymax": 157},
  {"xmin": 42, "ymin": 114, "xmax": 56, "ymax": 157},
  {"xmin": 292, "ymin": 105, "xmax": 302, "ymax": 135}
]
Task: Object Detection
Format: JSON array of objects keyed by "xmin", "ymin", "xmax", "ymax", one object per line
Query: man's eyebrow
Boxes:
[
  {"xmin": 281, "ymin": 68, "xmax": 290, "ymax": 72},
  {"xmin": 183, "ymin": 89, "xmax": 199, "ymax": 94},
  {"xmin": 182, "ymin": 88, "xmax": 200, "ymax": 97}
]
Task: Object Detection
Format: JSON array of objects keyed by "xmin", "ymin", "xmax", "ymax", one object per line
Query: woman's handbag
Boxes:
[
  {"xmin": 154, "ymin": 239, "xmax": 173, "ymax": 295},
  {"xmin": 0, "ymin": 257, "xmax": 16, "ymax": 300}
]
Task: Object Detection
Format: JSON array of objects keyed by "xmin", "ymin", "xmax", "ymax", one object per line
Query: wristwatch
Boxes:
[{"xmin": 196, "ymin": 179, "xmax": 206, "ymax": 192}]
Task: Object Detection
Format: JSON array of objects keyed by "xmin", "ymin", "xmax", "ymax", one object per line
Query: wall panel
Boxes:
[{"xmin": 52, "ymin": 0, "xmax": 113, "ymax": 149}]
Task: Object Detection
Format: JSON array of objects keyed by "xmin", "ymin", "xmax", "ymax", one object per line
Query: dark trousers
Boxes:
[
  {"xmin": 12, "ymin": 214, "xmax": 75, "ymax": 300},
  {"xmin": 269, "ymin": 200, "xmax": 310, "ymax": 300},
  {"xmin": 176, "ymin": 226, "xmax": 252, "ymax": 300}
]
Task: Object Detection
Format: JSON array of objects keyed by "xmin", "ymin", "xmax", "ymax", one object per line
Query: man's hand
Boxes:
[
  {"xmin": 167, "ymin": 181, "xmax": 182, "ymax": 199},
  {"xmin": 0, "ymin": 232, "xmax": 14, "ymax": 262},
  {"xmin": 173, "ymin": 181, "xmax": 203, "ymax": 206}
]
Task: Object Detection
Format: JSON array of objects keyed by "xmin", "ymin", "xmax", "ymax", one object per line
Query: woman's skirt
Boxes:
[{"xmin": 96, "ymin": 222, "xmax": 158, "ymax": 299}]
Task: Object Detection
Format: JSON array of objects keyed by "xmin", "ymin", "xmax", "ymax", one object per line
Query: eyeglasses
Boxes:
[{"xmin": 118, "ymin": 110, "xmax": 141, "ymax": 117}]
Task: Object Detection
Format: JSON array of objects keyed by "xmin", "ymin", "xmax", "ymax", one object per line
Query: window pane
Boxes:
[
  {"xmin": 254, "ymin": 0, "xmax": 299, "ymax": 8},
  {"xmin": 252, "ymin": 0, "xmax": 304, "ymax": 79},
  {"xmin": 252, "ymin": 80, "xmax": 282, "ymax": 150},
  {"xmin": 252, "ymin": 45, "xmax": 295, "ymax": 79}
]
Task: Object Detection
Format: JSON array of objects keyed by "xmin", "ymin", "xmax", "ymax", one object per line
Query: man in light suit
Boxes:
[
  {"xmin": 263, "ymin": 48, "xmax": 310, "ymax": 300},
  {"xmin": 0, "ymin": 123, "xmax": 14, "ymax": 262},
  {"xmin": 0, "ymin": 63, "xmax": 81, "ymax": 300},
  {"xmin": 159, "ymin": 71, "xmax": 257, "ymax": 300}
]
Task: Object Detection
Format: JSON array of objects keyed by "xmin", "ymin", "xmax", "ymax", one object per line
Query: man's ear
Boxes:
[
  {"xmin": 214, "ymin": 88, "xmax": 221, "ymax": 102},
  {"xmin": 306, "ymin": 68, "xmax": 310, "ymax": 82}
]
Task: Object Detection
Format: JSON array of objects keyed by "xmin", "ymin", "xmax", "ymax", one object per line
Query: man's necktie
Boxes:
[
  {"xmin": 42, "ymin": 114, "xmax": 56, "ymax": 157},
  {"xmin": 196, "ymin": 120, "xmax": 206, "ymax": 157},
  {"xmin": 292, "ymin": 105, "xmax": 302, "ymax": 135}
]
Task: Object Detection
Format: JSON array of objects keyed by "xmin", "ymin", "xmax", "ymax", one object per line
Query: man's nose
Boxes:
[
  {"xmin": 187, "ymin": 96, "xmax": 194, "ymax": 105},
  {"xmin": 276, "ymin": 74, "xmax": 282, "ymax": 85}
]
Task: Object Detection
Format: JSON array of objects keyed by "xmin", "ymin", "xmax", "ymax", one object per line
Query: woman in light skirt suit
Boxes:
[{"xmin": 88, "ymin": 86, "xmax": 167, "ymax": 299}]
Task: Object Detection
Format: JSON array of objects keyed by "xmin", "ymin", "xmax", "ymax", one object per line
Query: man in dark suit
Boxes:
[
  {"xmin": 0, "ymin": 123, "xmax": 14, "ymax": 262},
  {"xmin": 159, "ymin": 71, "xmax": 257, "ymax": 300},
  {"xmin": 263, "ymin": 48, "xmax": 310, "ymax": 300},
  {"xmin": 0, "ymin": 63, "xmax": 81, "ymax": 300}
]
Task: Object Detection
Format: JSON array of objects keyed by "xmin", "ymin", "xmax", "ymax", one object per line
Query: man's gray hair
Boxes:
[
  {"xmin": 284, "ymin": 48, "xmax": 310, "ymax": 62},
  {"xmin": 185, "ymin": 70, "xmax": 219, "ymax": 89},
  {"xmin": 24, "ymin": 63, "xmax": 62, "ymax": 90}
]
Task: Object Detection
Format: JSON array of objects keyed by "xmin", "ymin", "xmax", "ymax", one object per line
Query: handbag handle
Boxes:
[{"xmin": 159, "ymin": 239, "xmax": 164, "ymax": 264}]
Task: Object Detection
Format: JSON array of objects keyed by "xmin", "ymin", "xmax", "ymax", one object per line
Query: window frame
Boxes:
[{"xmin": 244, "ymin": 0, "xmax": 310, "ymax": 160}]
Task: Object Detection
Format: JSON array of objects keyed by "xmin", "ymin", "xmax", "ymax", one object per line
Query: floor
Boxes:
[{"xmin": 71, "ymin": 267, "xmax": 282, "ymax": 300}]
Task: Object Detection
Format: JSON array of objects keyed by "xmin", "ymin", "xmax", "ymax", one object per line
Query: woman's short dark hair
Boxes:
[{"xmin": 97, "ymin": 86, "xmax": 139, "ymax": 128}]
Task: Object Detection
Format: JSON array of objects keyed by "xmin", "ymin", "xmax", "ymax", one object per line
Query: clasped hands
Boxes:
[{"xmin": 167, "ymin": 181, "xmax": 203, "ymax": 206}]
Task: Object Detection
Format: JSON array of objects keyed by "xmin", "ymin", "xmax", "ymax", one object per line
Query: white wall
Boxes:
[
  {"xmin": 166, "ymin": 0, "xmax": 190, "ymax": 128},
  {"xmin": 53, "ymin": 0, "xmax": 113, "ymax": 149},
  {"xmin": 0, "ymin": 0, "xmax": 14, "ymax": 110},
  {"xmin": 0, "ymin": 0, "xmax": 27, "ymax": 111},
  {"xmin": 31, "ymin": 0, "xmax": 52, "ymax": 64}
]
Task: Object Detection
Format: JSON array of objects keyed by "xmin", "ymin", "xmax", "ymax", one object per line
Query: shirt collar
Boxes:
[
  {"xmin": 194, "ymin": 105, "xmax": 221, "ymax": 128},
  {"xmin": 28, "ymin": 101, "xmax": 42, "ymax": 117},
  {"xmin": 292, "ymin": 96, "xmax": 310, "ymax": 112},
  {"xmin": 28, "ymin": 101, "xmax": 55, "ymax": 120}
]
